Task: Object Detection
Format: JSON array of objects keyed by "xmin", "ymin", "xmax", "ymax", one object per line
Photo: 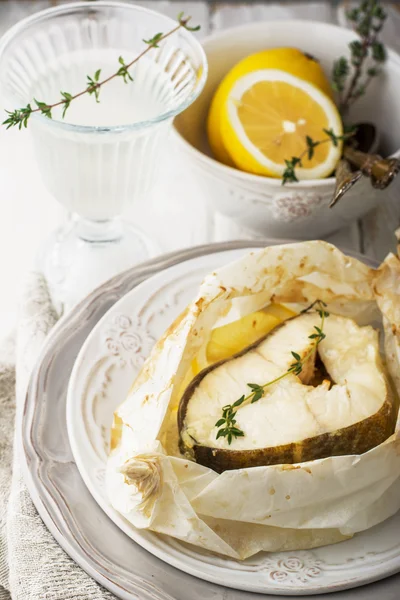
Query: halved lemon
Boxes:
[
  {"xmin": 207, "ymin": 48, "xmax": 334, "ymax": 168},
  {"xmin": 221, "ymin": 69, "xmax": 343, "ymax": 179}
]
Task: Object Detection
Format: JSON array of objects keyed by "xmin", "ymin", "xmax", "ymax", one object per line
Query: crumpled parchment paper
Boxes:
[{"xmin": 107, "ymin": 241, "xmax": 400, "ymax": 559}]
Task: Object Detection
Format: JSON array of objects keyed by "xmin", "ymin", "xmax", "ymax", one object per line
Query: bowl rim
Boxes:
[
  {"xmin": 0, "ymin": 0, "xmax": 208, "ymax": 134},
  {"xmin": 173, "ymin": 18, "xmax": 400, "ymax": 189}
]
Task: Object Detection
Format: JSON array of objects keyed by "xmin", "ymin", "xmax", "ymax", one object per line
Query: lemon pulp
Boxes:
[
  {"xmin": 237, "ymin": 80, "xmax": 331, "ymax": 169},
  {"xmin": 207, "ymin": 47, "xmax": 334, "ymax": 169},
  {"xmin": 222, "ymin": 70, "xmax": 343, "ymax": 178}
]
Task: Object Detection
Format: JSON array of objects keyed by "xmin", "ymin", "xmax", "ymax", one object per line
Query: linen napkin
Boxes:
[{"xmin": 0, "ymin": 273, "xmax": 115, "ymax": 600}]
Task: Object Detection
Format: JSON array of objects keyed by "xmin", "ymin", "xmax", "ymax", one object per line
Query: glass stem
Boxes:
[{"xmin": 74, "ymin": 215, "xmax": 123, "ymax": 243}]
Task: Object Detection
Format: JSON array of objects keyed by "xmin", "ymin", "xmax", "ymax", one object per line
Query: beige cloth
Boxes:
[{"xmin": 0, "ymin": 273, "xmax": 115, "ymax": 600}]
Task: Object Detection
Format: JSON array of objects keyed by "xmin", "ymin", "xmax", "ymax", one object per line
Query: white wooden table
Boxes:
[{"xmin": 0, "ymin": 0, "xmax": 399, "ymax": 344}]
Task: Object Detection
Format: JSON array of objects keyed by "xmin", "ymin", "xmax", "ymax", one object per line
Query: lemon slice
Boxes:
[
  {"xmin": 177, "ymin": 304, "xmax": 296, "ymax": 399},
  {"xmin": 260, "ymin": 303, "xmax": 297, "ymax": 322},
  {"xmin": 206, "ymin": 303, "xmax": 296, "ymax": 363},
  {"xmin": 207, "ymin": 48, "xmax": 334, "ymax": 167},
  {"xmin": 221, "ymin": 70, "xmax": 343, "ymax": 179}
]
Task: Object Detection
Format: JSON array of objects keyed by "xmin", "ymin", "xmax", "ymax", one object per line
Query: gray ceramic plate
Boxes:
[{"xmin": 21, "ymin": 241, "xmax": 400, "ymax": 600}]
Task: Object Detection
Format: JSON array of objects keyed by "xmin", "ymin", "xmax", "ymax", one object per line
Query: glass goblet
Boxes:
[{"xmin": 0, "ymin": 1, "xmax": 207, "ymax": 310}]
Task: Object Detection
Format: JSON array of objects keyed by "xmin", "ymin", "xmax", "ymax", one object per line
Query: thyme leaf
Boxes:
[
  {"xmin": 60, "ymin": 91, "xmax": 73, "ymax": 118},
  {"xmin": 34, "ymin": 99, "xmax": 52, "ymax": 119},
  {"xmin": 116, "ymin": 56, "xmax": 134, "ymax": 83},
  {"xmin": 281, "ymin": 130, "xmax": 355, "ymax": 186},
  {"xmin": 143, "ymin": 33, "xmax": 163, "ymax": 48},
  {"xmin": 86, "ymin": 69, "xmax": 102, "ymax": 103}
]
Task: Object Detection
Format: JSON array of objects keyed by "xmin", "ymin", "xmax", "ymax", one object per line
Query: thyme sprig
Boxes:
[
  {"xmin": 2, "ymin": 13, "xmax": 199, "ymax": 130},
  {"xmin": 215, "ymin": 300, "xmax": 329, "ymax": 444},
  {"xmin": 282, "ymin": 129, "xmax": 355, "ymax": 184},
  {"xmin": 334, "ymin": 0, "xmax": 387, "ymax": 113},
  {"xmin": 281, "ymin": 1, "xmax": 386, "ymax": 186}
]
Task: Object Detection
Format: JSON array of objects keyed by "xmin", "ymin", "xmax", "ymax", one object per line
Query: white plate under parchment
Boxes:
[{"xmin": 65, "ymin": 243, "xmax": 400, "ymax": 596}]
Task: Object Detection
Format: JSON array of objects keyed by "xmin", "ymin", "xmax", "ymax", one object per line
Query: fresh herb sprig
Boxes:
[
  {"xmin": 2, "ymin": 13, "xmax": 200, "ymax": 130},
  {"xmin": 281, "ymin": 1, "xmax": 386, "ymax": 186},
  {"xmin": 282, "ymin": 129, "xmax": 354, "ymax": 184},
  {"xmin": 215, "ymin": 401, "xmax": 245, "ymax": 445},
  {"xmin": 215, "ymin": 300, "xmax": 329, "ymax": 444},
  {"xmin": 333, "ymin": 0, "xmax": 387, "ymax": 113}
]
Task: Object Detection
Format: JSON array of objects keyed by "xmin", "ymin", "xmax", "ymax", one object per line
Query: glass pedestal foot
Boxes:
[{"xmin": 38, "ymin": 217, "xmax": 158, "ymax": 313}]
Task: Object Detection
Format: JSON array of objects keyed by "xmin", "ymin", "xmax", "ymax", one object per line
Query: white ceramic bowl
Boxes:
[{"xmin": 173, "ymin": 20, "xmax": 400, "ymax": 238}]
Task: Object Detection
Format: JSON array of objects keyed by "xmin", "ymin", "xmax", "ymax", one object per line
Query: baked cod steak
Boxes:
[{"xmin": 178, "ymin": 312, "xmax": 396, "ymax": 472}]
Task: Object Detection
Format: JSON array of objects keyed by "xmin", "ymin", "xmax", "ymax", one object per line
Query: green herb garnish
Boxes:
[
  {"xmin": 215, "ymin": 300, "xmax": 329, "ymax": 444},
  {"xmin": 2, "ymin": 13, "xmax": 199, "ymax": 129}
]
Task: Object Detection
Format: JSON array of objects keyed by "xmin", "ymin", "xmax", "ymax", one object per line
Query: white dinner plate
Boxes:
[{"xmin": 65, "ymin": 243, "xmax": 400, "ymax": 596}]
